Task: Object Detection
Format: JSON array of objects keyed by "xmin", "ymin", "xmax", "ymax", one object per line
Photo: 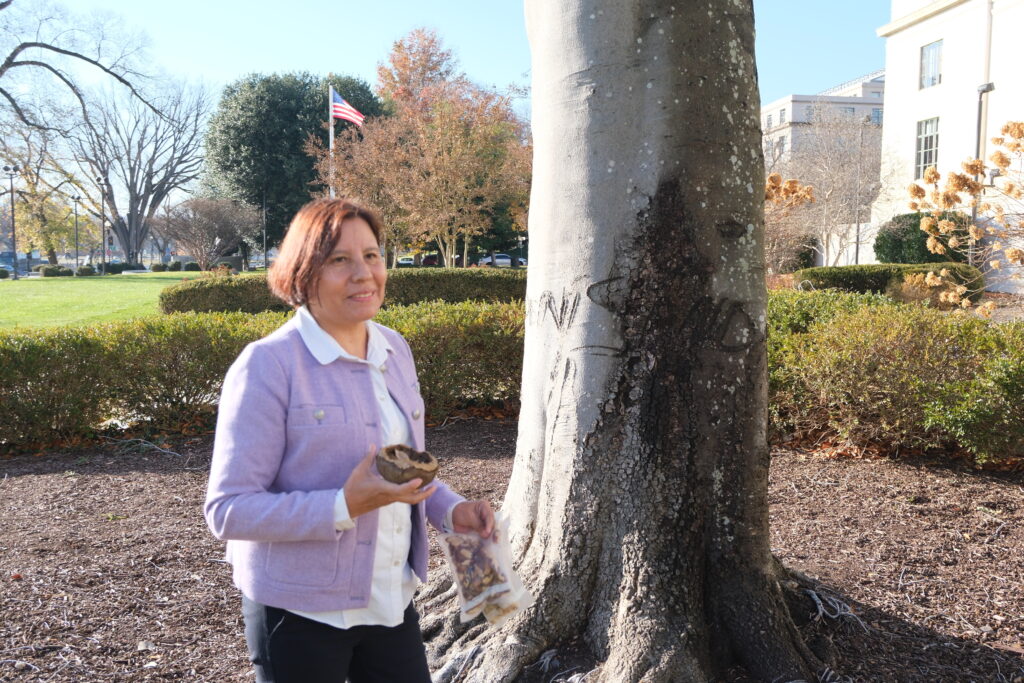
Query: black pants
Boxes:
[{"xmin": 242, "ymin": 596, "xmax": 431, "ymax": 683}]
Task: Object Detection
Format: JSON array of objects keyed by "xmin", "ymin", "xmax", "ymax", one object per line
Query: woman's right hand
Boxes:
[{"xmin": 343, "ymin": 445, "xmax": 436, "ymax": 518}]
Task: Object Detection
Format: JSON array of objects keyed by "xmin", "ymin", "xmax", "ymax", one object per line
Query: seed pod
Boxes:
[{"xmin": 376, "ymin": 444, "xmax": 439, "ymax": 487}]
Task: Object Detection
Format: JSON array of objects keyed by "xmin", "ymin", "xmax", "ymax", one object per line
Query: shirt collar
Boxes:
[{"xmin": 295, "ymin": 305, "xmax": 393, "ymax": 367}]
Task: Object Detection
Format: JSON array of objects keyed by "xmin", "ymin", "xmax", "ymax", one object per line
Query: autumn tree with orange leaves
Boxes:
[{"xmin": 314, "ymin": 29, "xmax": 530, "ymax": 266}]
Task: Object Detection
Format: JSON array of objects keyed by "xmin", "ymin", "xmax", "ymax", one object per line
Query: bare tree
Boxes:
[
  {"xmin": 68, "ymin": 84, "xmax": 207, "ymax": 264},
  {"xmin": 422, "ymin": 1, "xmax": 820, "ymax": 681},
  {"xmin": 152, "ymin": 197, "xmax": 259, "ymax": 271},
  {"xmin": 0, "ymin": 0, "xmax": 153, "ymax": 131},
  {"xmin": 783, "ymin": 105, "xmax": 881, "ymax": 265}
]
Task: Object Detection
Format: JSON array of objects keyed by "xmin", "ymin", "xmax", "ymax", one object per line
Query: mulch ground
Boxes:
[{"xmin": 1, "ymin": 419, "xmax": 1021, "ymax": 682}]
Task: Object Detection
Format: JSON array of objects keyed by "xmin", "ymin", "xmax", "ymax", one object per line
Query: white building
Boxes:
[
  {"xmin": 872, "ymin": 0, "xmax": 1024, "ymax": 290},
  {"xmin": 761, "ymin": 71, "xmax": 885, "ymax": 167}
]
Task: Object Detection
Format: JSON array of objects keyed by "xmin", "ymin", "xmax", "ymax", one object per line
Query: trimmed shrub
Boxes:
[
  {"xmin": 160, "ymin": 274, "xmax": 290, "ymax": 314},
  {"xmin": 0, "ymin": 302, "xmax": 524, "ymax": 448},
  {"xmin": 376, "ymin": 300, "xmax": 525, "ymax": 418},
  {"xmin": 792, "ymin": 263, "xmax": 984, "ymax": 301},
  {"xmin": 923, "ymin": 322, "xmax": 1024, "ymax": 463},
  {"xmin": 874, "ymin": 211, "xmax": 970, "ymax": 264},
  {"xmin": 158, "ymin": 268, "xmax": 528, "ymax": 315},
  {"xmin": 40, "ymin": 265, "xmax": 74, "ymax": 277},
  {"xmin": 100, "ymin": 312, "xmax": 290, "ymax": 432},
  {"xmin": 0, "ymin": 267, "xmax": 8, "ymax": 279},
  {"xmin": 0, "ymin": 327, "xmax": 110, "ymax": 445},
  {"xmin": 167, "ymin": 260, "xmax": 183, "ymax": 272},
  {"xmin": 150, "ymin": 262, "xmax": 168, "ymax": 272},
  {"xmin": 384, "ymin": 268, "xmax": 526, "ymax": 306},
  {"xmin": 778, "ymin": 305, "xmax": 997, "ymax": 449},
  {"xmin": 767, "ymin": 290, "xmax": 901, "ymax": 438},
  {"xmin": 767, "ymin": 290, "xmax": 898, "ymax": 337},
  {"xmin": 75, "ymin": 265, "xmax": 97, "ymax": 277},
  {"xmin": 32, "ymin": 264, "xmax": 48, "ymax": 272},
  {"xmin": 183, "ymin": 262, "xmax": 201, "ymax": 271}
]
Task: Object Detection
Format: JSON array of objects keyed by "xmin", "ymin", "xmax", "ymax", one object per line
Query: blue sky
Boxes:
[{"xmin": 71, "ymin": 0, "xmax": 892, "ymax": 108}]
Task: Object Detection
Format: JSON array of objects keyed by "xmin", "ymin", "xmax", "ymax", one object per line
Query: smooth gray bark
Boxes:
[{"xmin": 423, "ymin": 1, "xmax": 821, "ymax": 680}]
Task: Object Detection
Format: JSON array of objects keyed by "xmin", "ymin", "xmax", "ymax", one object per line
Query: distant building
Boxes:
[
  {"xmin": 872, "ymin": 0, "xmax": 1024, "ymax": 291},
  {"xmin": 761, "ymin": 70, "xmax": 886, "ymax": 167}
]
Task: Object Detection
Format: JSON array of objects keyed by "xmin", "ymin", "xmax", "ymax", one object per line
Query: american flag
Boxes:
[{"xmin": 331, "ymin": 88, "xmax": 365, "ymax": 127}]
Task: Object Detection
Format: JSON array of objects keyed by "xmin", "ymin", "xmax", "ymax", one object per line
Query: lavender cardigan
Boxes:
[{"xmin": 204, "ymin": 318, "xmax": 463, "ymax": 612}]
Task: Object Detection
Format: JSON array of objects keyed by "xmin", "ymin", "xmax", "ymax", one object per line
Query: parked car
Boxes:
[
  {"xmin": 397, "ymin": 256, "xmax": 415, "ymax": 266},
  {"xmin": 477, "ymin": 253, "xmax": 526, "ymax": 267},
  {"xmin": 421, "ymin": 254, "xmax": 439, "ymax": 266}
]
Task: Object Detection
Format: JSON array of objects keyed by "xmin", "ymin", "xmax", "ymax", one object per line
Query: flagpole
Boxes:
[{"xmin": 328, "ymin": 84, "xmax": 336, "ymax": 199}]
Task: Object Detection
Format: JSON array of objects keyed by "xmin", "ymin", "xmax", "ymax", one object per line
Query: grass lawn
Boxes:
[{"xmin": 0, "ymin": 272, "xmax": 204, "ymax": 329}]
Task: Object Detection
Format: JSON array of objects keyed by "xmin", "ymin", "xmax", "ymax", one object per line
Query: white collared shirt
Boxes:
[{"xmin": 288, "ymin": 306, "xmax": 418, "ymax": 628}]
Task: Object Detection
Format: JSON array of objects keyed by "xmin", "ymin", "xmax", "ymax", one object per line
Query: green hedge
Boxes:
[
  {"xmin": 183, "ymin": 262, "xmax": 201, "ymax": 271},
  {"xmin": 97, "ymin": 313, "xmax": 290, "ymax": 432},
  {"xmin": 0, "ymin": 302, "xmax": 524, "ymax": 450},
  {"xmin": 4, "ymin": 292, "xmax": 1021, "ymax": 464},
  {"xmin": 159, "ymin": 268, "xmax": 528, "ymax": 314},
  {"xmin": 151, "ymin": 263, "xmax": 168, "ymax": 272},
  {"xmin": 75, "ymin": 265, "xmax": 97, "ymax": 277},
  {"xmin": 0, "ymin": 267, "xmax": 10, "ymax": 279},
  {"xmin": 0, "ymin": 312, "xmax": 288, "ymax": 447},
  {"xmin": 40, "ymin": 265, "xmax": 74, "ymax": 277},
  {"xmin": 376, "ymin": 300, "xmax": 524, "ymax": 418},
  {"xmin": 923, "ymin": 322, "xmax": 1024, "ymax": 462},
  {"xmin": 770, "ymin": 304, "xmax": 1024, "ymax": 462},
  {"xmin": 792, "ymin": 263, "xmax": 984, "ymax": 301},
  {"xmin": 0, "ymin": 327, "xmax": 112, "ymax": 445},
  {"xmin": 874, "ymin": 212, "xmax": 970, "ymax": 264},
  {"xmin": 97, "ymin": 262, "xmax": 143, "ymax": 275},
  {"xmin": 160, "ymin": 274, "xmax": 290, "ymax": 314},
  {"xmin": 168, "ymin": 261, "xmax": 183, "ymax": 272},
  {"xmin": 383, "ymin": 268, "xmax": 526, "ymax": 306}
]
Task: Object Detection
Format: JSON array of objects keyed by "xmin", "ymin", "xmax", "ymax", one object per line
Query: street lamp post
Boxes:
[
  {"xmin": 971, "ymin": 82, "xmax": 995, "ymax": 267},
  {"xmin": 3, "ymin": 164, "xmax": 19, "ymax": 280},
  {"xmin": 853, "ymin": 115, "xmax": 873, "ymax": 266},
  {"xmin": 72, "ymin": 195, "xmax": 81, "ymax": 269},
  {"xmin": 95, "ymin": 176, "xmax": 106, "ymax": 274}
]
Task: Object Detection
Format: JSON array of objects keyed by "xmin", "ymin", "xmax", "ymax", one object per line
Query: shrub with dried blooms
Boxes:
[
  {"xmin": 764, "ymin": 173, "xmax": 815, "ymax": 274},
  {"xmin": 907, "ymin": 121, "xmax": 1024, "ymax": 314}
]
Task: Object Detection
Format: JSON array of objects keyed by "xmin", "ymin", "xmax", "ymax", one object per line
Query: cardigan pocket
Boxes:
[
  {"xmin": 265, "ymin": 539, "xmax": 341, "ymax": 587},
  {"xmin": 286, "ymin": 405, "xmax": 348, "ymax": 428}
]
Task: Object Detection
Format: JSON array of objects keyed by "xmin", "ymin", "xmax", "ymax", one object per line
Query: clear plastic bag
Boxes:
[{"xmin": 438, "ymin": 510, "xmax": 533, "ymax": 627}]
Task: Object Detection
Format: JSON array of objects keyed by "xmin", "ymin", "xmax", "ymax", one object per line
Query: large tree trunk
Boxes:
[{"xmin": 422, "ymin": 1, "xmax": 821, "ymax": 681}]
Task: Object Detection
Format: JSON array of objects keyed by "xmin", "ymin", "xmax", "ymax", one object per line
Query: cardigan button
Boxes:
[
  {"xmin": 380, "ymin": 363, "xmax": 388, "ymax": 372},
  {"xmin": 412, "ymin": 409, "xmax": 421, "ymax": 419}
]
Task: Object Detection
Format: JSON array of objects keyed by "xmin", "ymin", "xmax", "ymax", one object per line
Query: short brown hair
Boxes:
[{"xmin": 268, "ymin": 198, "xmax": 383, "ymax": 307}]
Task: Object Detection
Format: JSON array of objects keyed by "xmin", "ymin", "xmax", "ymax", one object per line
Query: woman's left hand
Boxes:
[{"xmin": 452, "ymin": 500, "xmax": 495, "ymax": 539}]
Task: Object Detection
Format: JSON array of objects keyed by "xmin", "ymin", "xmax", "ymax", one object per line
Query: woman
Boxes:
[{"xmin": 204, "ymin": 198, "xmax": 494, "ymax": 682}]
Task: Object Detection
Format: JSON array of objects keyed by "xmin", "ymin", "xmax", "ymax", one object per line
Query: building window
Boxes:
[
  {"xmin": 777, "ymin": 135, "xmax": 787, "ymax": 156},
  {"xmin": 915, "ymin": 117, "xmax": 939, "ymax": 179},
  {"xmin": 804, "ymin": 105, "xmax": 814, "ymax": 121},
  {"xmin": 766, "ymin": 114, "xmax": 773, "ymax": 129},
  {"xmin": 871, "ymin": 108, "xmax": 883, "ymax": 125},
  {"xmin": 920, "ymin": 40, "xmax": 942, "ymax": 88},
  {"xmin": 779, "ymin": 108, "xmax": 786, "ymax": 124},
  {"xmin": 840, "ymin": 106, "xmax": 856, "ymax": 117}
]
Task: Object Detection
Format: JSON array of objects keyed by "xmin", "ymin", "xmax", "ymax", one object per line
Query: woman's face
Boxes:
[{"xmin": 308, "ymin": 216, "xmax": 386, "ymax": 332}]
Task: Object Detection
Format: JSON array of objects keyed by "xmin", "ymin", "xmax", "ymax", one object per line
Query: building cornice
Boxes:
[{"xmin": 877, "ymin": 0, "xmax": 971, "ymax": 37}]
